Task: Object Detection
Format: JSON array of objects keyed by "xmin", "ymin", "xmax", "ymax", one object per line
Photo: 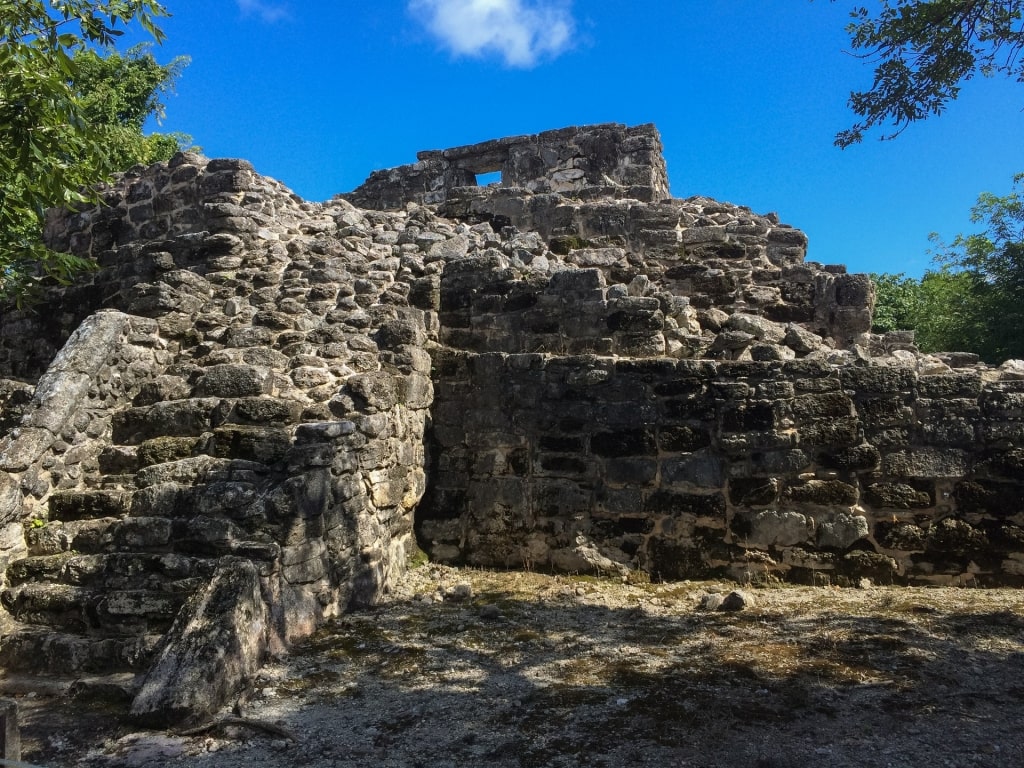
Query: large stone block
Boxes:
[
  {"xmin": 131, "ymin": 558, "xmax": 268, "ymax": 726},
  {"xmin": 194, "ymin": 364, "xmax": 272, "ymax": 398},
  {"xmin": 883, "ymin": 448, "xmax": 969, "ymax": 479},
  {"xmin": 737, "ymin": 510, "xmax": 812, "ymax": 548}
]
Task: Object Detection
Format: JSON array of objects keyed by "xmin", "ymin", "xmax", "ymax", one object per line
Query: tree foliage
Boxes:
[
  {"xmin": 929, "ymin": 174, "xmax": 1024, "ymax": 361},
  {"xmin": 835, "ymin": 1, "xmax": 1024, "ymax": 146},
  {"xmin": 871, "ymin": 269, "xmax": 988, "ymax": 354},
  {"xmin": 871, "ymin": 176, "xmax": 1024, "ymax": 362},
  {"xmin": 73, "ymin": 45, "xmax": 192, "ymax": 170},
  {"xmin": 0, "ymin": 0, "xmax": 171, "ymax": 303}
]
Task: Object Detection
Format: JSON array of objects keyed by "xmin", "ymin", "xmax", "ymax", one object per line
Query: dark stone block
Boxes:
[
  {"xmin": 537, "ymin": 455, "xmax": 590, "ymax": 476},
  {"xmin": 658, "ymin": 425, "xmax": 712, "ymax": 452},
  {"xmin": 857, "ymin": 395, "xmax": 913, "ymax": 428},
  {"xmin": 645, "ymin": 490, "xmax": 726, "ymax": 518},
  {"xmin": 211, "ymin": 425, "xmax": 291, "ymax": 464},
  {"xmin": 595, "ymin": 487, "xmax": 644, "ymax": 515},
  {"xmin": 647, "ymin": 539, "xmax": 715, "ymax": 581},
  {"xmin": 612, "ymin": 332, "xmax": 665, "ymax": 357},
  {"xmin": 842, "ymin": 366, "xmax": 916, "ymax": 395},
  {"xmin": 603, "ymin": 458, "xmax": 658, "ymax": 485},
  {"xmin": 978, "ymin": 449, "xmax": 1024, "ymax": 481},
  {"xmin": 791, "ymin": 392, "xmax": 853, "ymax": 422},
  {"xmin": 662, "ymin": 396, "xmax": 710, "ymax": 421},
  {"xmin": 883, "ymin": 448, "xmax": 969, "ymax": 479},
  {"xmin": 798, "ymin": 417, "xmax": 861, "ymax": 448},
  {"xmin": 540, "ymin": 435, "xmax": 585, "ymax": 452},
  {"xmin": 607, "ymin": 309, "xmax": 664, "ymax": 333},
  {"xmin": 925, "ymin": 518, "xmax": 988, "ymax": 556},
  {"xmin": 864, "ymin": 427, "xmax": 911, "ymax": 451},
  {"xmin": 194, "ymin": 364, "xmax": 271, "ymax": 398},
  {"xmin": 917, "ymin": 373, "xmax": 983, "ymax": 399},
  {"xmin": 762, "ymin": 303, "xmax": 813, "ymax": 323},
  {"xmin": 922, "ymin": 417, "xmax": 976, "ymax": 447},
  {"xmin": 591, "ymin": 516, "xmax": 654, "ymax": 541},
  {"xmin": 783, "ymin": 479, "xmax": 858, "ymax": 506},
  {"xmin": 978, "ymin": 521, "xmax": 1024, "ymax": 551},
  {"xmin": 137, "ymin": 436, "xmax": 204, "ymax": 467},
  {"xmin": 345, "ymin": 372, "xmax": 402, "ymax": 410},
  {"xmin": 662, "ymin": 452, "xmax": 725, "ymax": 488},
  {"xmin": 651, "ymin": 378, "xmax": 708, "ymax": 397},
  {"xmin": 837, "ymin": 550, "xmax": 898, "ymax": 582},
  {"xmin": 874, "ymin": 520, "xmax": 927, "ymax": 550},
  {"xmin": 532, "ymin": 480, "xmax": 591, "ymax": 516},
  {"xmin": 49, "ymin": 490, "xmax": 131, "ymax": 522},
  {"xmin": 591, "ymin": 429, "xmax": 656, "ymax": 457},
  {"xmin": 417, "ymin": 488, "xmax": 467, "ymax": 522},
  {"xmin": 728, "ymin": 477, "xmax": 779, "ymax": 506},
  {"xmin": 230, "ymin": 397, "xmax": 301, "ymax": 425},
  {"xmin": 864, "ymin": 482, "xmax": 934, "ymax": 509},
  {"xmin": 749, "ymin": 449, "xmax": 810, "ymax": 476},
  {"xmin": 720, "ymin": 401, "xmax": 775, "ymax": 432},
  {"xmin": 546, "ymin": 268, "xmax": 604, "ymax": 295},
  {"xmin": 955, "ymin": 481, "xmax": 1024, "ymax": 518}
]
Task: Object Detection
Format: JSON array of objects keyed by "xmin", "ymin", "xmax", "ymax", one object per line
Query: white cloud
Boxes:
[
  {"xmin": 409, "ymin": 0, "xmax": 575, "ymax": 68},
  {"xmin": 237, "ymin": 0, "xmax": 290, "ymax": 23}
]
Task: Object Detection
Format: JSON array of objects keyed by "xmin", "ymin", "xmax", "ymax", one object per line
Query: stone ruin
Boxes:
[{"xmin": 1, "ymin": 123, "xmax": 1023, "ymax": 725}]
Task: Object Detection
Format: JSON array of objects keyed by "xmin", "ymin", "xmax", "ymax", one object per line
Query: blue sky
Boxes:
[{"xmin": 133, "ymin": 1, "xmax": 1024, "ymax": 278}]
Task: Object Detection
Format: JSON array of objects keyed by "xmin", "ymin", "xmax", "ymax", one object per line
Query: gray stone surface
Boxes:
[
  {"xmin": 130, "ymin": 558, "xmax": 267, "ymax": 726},
  {"xmin": 0, "ymin": 122, "xmax": 1022, "ymax": 726}
]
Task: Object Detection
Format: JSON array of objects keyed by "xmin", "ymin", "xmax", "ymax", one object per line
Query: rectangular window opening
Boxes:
[{"xmin": 475, "ymin": 171, "xmax": 502, "ymax": 187}]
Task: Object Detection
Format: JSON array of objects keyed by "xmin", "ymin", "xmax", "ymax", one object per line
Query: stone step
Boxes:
[
  {"xmin": 111, "ymin": 397, "xmax": 221, "ymax": 445},
  {"xmin": 48, "ymin": 489, "xmax": 132, "ymax": 521},
  {"xmin": 133, "ymin": 454, "xmax": 249, "ymax": 488},
  {"xmin": 0, "ymin": 626, "xmax": 159, "ymax": 676},
  {"xmin": 0, "ymin": 582, "xmax": 185, "ymax": 635},
  {"xmin": 25, "ymin": 517, "xmax": 119, "ymax": 556},
  {"xmin": 7, "ymin": 552, "xmax": 214, "ymax": 591}
]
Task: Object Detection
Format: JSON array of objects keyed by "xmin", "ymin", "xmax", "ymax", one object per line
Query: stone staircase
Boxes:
[
  {"xmin": 0, "ymin": 391, "xmax": 289, "ymax": 680},
  {"xmin": 0, "ymin": 198, "xmax": 438, "ymax": 720}
]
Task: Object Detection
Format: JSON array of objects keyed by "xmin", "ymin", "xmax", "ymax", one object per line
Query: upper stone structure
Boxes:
[
  {"xmin": 344, "ymin": 123, "xmax": 671, "ymax": 209},
  {"xmin": 1, "ymin": 123, "xmax": 1023, "ymax": 727}
]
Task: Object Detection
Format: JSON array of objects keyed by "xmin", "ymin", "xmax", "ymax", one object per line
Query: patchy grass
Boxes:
[{"xmin": 16, "ymin": 565, "xmax": 1024, "ymax": 767}]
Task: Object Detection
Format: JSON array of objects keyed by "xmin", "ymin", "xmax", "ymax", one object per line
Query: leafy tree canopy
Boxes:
[
  {"xmin": 73, "ymin": 45, "xmax": 193, "ymax": 170},
  {"xmin": 871, "ymin": 176, "xmax": 1024, "ymax": 362},
  {"xmin": 834, "ymin": 1, "xmax": 1024, "ymax": 146},
  {"xmin": 1, "ymin": 0, "xmax": 171, "ymax": 304}
]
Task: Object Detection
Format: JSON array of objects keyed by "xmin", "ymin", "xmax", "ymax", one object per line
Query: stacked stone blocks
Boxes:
[{"xmin": 0, "ymin": 123, "xmax": 1022, "ymax": 726}]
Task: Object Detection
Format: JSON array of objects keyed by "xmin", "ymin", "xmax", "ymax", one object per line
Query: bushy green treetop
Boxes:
[
  {"xmin": 871, "ymin": 176, "xmax": 1024, "ymax": 363},
  {"xmin": 0, "ymin": 1, "xmax": 174, "ymax": 304}
]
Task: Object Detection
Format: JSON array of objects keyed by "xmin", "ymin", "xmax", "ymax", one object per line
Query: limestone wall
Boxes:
[
  {"xmin": 421, "ymin": 352, "xmax": 1024, "ymax": 586},
  {"xmin": 0, "ymin": 151, "xmax": 435, "ymax": 724},
  {"xmin": 345, "ymin": 123, "xmax": 671, "ymax": 209},
  {"xmin": 1, "ymin": 122, "xmax": 1022, "ymax": 725}
]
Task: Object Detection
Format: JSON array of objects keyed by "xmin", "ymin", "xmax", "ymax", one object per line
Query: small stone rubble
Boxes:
[{"xmin": 0, "ymin": 123, "xmax": 1022, "ymax": 725}]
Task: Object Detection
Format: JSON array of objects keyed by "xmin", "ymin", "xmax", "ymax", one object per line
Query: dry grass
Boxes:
[{"xmin": 15, "ymin": 565, "xmax": 1024, "ymax": 767}]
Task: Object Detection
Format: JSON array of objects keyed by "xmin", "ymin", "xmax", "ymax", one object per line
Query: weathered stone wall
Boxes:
[
  {"xmin": 344, "ymin": 123, "xmax": 670, "ymax": 209},
  {"xmin": 0, "ymin": 311, "xmax": 168, "ymax": 569},
  {"xmin": 421, "ymin": 352, "xmax": 1024, "ymax": 586},
  {"xmin": 1, "ymin": 122, "xmax": 1022, "ymax": 726},
  {"xmin": 0, "ymin": 152, "xmax": 436, "ymax": 724}
]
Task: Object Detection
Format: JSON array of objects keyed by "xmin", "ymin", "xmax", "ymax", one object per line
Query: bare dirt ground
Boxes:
[{"xmin": 13, "ymin": 564, "xmax": 1024, "ymax": 768}]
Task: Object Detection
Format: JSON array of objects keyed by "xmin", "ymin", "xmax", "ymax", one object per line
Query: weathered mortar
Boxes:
[
  {"xmin": 421, "ymin": 352, "xmax": 1024, "ymax": 586},
  {"xmin": 1, "ymin": 122, "xmax": 1023, "ymax": 725}
]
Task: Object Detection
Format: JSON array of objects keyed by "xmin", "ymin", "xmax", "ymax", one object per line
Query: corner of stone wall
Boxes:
[{"xmin": 0, "ymin": 310, "xmax": 167, "ymax": 576}]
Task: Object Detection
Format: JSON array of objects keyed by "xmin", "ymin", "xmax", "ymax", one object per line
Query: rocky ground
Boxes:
[{"xmin": 12, "ymin": 564, "xmax": 1024, "ymax": 768}]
